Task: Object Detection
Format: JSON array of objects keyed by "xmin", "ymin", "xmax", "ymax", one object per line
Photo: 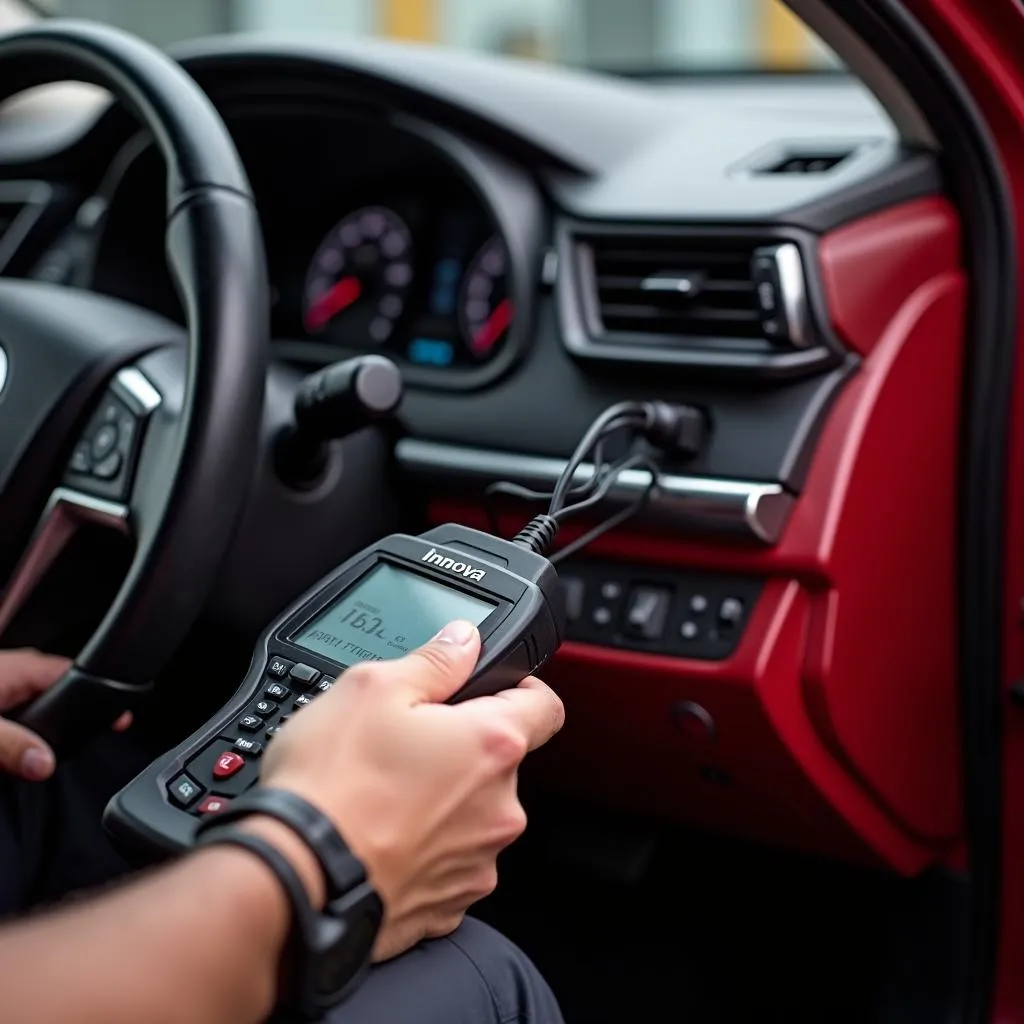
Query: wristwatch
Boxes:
[{"xmin": 194, "ymin": 787, "xmax": 384, "ymax": 1019}]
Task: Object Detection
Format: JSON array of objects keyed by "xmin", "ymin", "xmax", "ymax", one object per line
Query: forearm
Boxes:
[{"xmin": 0, "ymin": 819, "xmax": 322, "ymax": 1024}]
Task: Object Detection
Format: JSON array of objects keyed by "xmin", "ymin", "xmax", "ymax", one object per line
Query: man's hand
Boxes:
[
  {"xmin": 262, "ymin": 620, "xmax": 565, "ymax": 962},
  {"xmin": 0, "ymin": 648, "xmax": 131, "ymax": 781}
]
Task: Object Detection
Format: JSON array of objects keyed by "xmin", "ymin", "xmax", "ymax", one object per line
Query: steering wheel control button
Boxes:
[
  {"xmin": 63, "ymin": 375, "xmax": 157, "ymax": 501},
  {"xmin": 293, "ymin": 694, "xmax": 313, "ymax": 709},
  {"xmin": 90, "ymin": 423, "xmax": 119, "ymax": 461},
  {"xmin": 196, "ymin": 795, "xmax": 231, "ymax": 816},
  {"xmin": 167, "ymin": 774, "xmax": 205, "ymax": 808},
  {"xmin": 92, "ymin": 452, "xmax": 122, "ymax": 480},
  {"xmin": 624, "ymin": 586, "xmax": 672, "ymax": 640},
  {"xmin": 213, "ymin": 751, "xmax": 246, "ymax": 780},
  {"xmin": 288, "ymin": 663, "xmax": 321, "ymax": 689},
  {"xmin": 718, "ymin": 597, "xmax": 745, "ymax": 628},
  {"xmin": 267, "ymin": 656, "xmax": 293, "ymax": 678},
  {"xmin": 689, "ymin": 594, "xmax": 709, "ymax": 615},
  {"xmin": 233, "ymin": 737, "xmax": 263, "ymax": 757},
  {"xmin": 238, "ymin": 714, "xmax": 263, "ymax": 732},
  {"xmin": 69, "ymin": 444, "xmax": 91, "ymax": 474},
  {"xmin": 600, "ymin": 581, "xmax": 622, "ymax": 601},
  {"xmin": 680, "ymin": 621, "xmax": 699, "ymax": 641},
  {"xmin": 253, "ymin": 700, "xmax": 278, "ymax": 718},
  {"xmin": 263, "ymin": 682, "xmax": 290, "ymax": 701},
  {"xmin": 592, "ymin": 606, "xmax": 613, "ymax": 627}
]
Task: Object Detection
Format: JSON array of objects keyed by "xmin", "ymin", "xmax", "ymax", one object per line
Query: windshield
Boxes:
[{"xmin": 3, "ymin": 0, "xmax": 841, "ymax": 75}]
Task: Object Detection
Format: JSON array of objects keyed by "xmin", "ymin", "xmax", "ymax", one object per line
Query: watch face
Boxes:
[{"xmin": 314, "ymin": 887, "xmax": 384, "ymax": 1001}]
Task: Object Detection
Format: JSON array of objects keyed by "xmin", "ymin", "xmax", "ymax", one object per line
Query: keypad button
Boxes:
[
  {"xmin": 689, "ymin": 594, "xmax": 709, "ymax": 615},
  {"xmin": 264, "ymin": 682, "xmax": 289, "ymax": 702},
  {"xmin": 600, "ymin": 581, "xmax": 622, "ymax": 601},
  {"xmin": 233, "ymin": 737, "xmax": 263, "ymax": 757},
  {"xmin": 680, "ymin": 621, "xmax": 699, "ymax": 641},
  {"xmin": 265, "ymin": 724, "xmax": 281, "ymax": 740},
  {"xmin": 253, "ymin": 700, "xmax": 278, "ymax": 718},
  {"xmin": 167, "ymin": 773, "xmax": 204, "ymax": 808},
  {"xmin": 293, "ymin": 694, "xmax": 313, "ymax": 709},
  {"xmin": 197, "ymin": 795, "xmax": 231, "ymax": 816},
  {"xmin": 592, "ymin": 607, "xmax": 613, "ymax": 627},
  {"xmin": 289, "ymin": 663, "xmax": 321, "ymax": 689},
  {"xmin": 315, "ymin": 678, "xmax": 334, "ymax": 695},
  {"xmin": 267, "ymin": 656, "xmax": 294, "ymax": 678},
  {"xmin": 238, "ymin": 714, "xmax": 262, "ymax": 732},
  {"xmin": 213, "ymin": 751, "xmax": 245, "ymax": 779}
]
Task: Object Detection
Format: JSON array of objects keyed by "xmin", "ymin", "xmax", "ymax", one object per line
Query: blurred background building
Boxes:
[{"xmin": 0, "ymin": 0, "xmax": 837, "ymax": 72}]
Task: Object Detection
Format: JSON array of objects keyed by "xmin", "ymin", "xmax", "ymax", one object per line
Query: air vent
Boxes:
[
  {"xmin": 585, "ymin": 234, "xmax": 763, "ymax": 343},
  {"xmin": 558, "ymin": 226, "xmax": 824, "ymax": 373},
  {"xmin": 760, "ymin": 151, "xmax": 851, "ymax": 174}
]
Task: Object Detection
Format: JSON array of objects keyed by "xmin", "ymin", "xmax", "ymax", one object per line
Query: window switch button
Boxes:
[{"xmin": 623, "ymin": 586, "xmax": 672, "ymax": 640}]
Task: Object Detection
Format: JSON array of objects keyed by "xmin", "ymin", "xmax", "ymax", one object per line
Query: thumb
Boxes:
[
  {"xmin": 395, "ymin": 620, "xmax": 481, "ymax": 704},
  {"xmin": 0, "ymin": 719, "xmax": 55, "ymax": 781}
]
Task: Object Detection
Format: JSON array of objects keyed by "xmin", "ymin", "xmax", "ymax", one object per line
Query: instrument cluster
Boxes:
[
  {"xmin": 87, "ymin": 108, "xmax": 516, "ymax": 374},
  {"xmin": 293, "ymin": 200, "xmax": 511, "ymax": 370}
]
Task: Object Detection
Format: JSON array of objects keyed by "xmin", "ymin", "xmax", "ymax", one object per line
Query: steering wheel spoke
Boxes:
[{"xmin": 0, "ymin": 363, "xmax": 165, "ymax": 638}]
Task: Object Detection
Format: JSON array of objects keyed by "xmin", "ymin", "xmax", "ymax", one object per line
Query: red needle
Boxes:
[
  {"xmin": 471, "ymin": 298, "xmax": 514, "ymax": 355},
  {"xmin": 305, "ymin": 276, "xmax": 363, "ymax": 332}
]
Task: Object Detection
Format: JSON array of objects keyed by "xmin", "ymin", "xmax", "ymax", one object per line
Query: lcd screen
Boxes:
[{"xmin": 291, "ymin": 562, "xmax": 495, "ymax": 666}]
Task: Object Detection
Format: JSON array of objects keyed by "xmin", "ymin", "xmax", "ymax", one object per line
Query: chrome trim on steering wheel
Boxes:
[{"xmin": 0, "ymin": 487, "xmax": 128, "ymax": 639}]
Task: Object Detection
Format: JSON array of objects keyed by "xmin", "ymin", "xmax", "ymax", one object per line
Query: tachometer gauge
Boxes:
[
  {"xmin": 458, "ymin": 236, "xmax": 513, "ymax": 360},
  {"xmin": 303, "ymin": 206, "xmax": 413, "ymax": 345}
]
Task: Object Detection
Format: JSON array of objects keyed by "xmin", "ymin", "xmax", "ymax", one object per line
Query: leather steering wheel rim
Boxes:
[{"xmin": 0, "ymin": 21, "xmax": 268, "ymax": 746}]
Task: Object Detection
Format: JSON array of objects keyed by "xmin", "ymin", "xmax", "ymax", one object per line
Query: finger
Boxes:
[
  {"xmin": 112, "ymin": 711, "xmax": 133, "ymax": 732},
  {"xmin": 382, "ymin": 620, "xmax": 481, "ymax": 704},
  {"xmin": 0, "ymin": 719, "xmax": 55, "ymax": 781},
  {"xmin": 468, "ymin": 676, "xmax": 565, "ymax": 753},
  {"xmin": 0, "ymin": 649, "xmax": 71, "ymax": 711}
]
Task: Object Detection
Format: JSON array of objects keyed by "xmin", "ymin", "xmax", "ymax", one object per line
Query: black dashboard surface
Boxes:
[
  {"xmin": 0, "ymin": 38, "xmax": 935, "ymax": 489},
  {"xmin": 0, "ymin": 38, "xmax": 928, "ymax": 229}
]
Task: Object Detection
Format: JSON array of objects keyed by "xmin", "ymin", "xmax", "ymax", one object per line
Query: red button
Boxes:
[
  {"xmin": 197, "ymin": 795, "xmax": 231, "ymax": 815},
  {"xmin": 213, "ymin": 751, "xmax": 245, "ymax": 779}
]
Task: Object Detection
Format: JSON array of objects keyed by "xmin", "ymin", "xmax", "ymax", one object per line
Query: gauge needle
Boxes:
[
  {"xmin": 472, "ymin": 298, "xmax": 514, "ymax": 355},
  {"xmin": 305, "ymin": 276, "xmax": 363, "ymax": 331}
]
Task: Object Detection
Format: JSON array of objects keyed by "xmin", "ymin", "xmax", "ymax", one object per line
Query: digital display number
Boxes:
[{"xmin": 292, "ymin": 562, "xmax": 495, "ymax": 667}]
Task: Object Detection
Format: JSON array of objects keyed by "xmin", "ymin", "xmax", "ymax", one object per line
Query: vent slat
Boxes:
[
  {"xmin": 583, "ymin": 234, "xmax": 765, "ymax": 343},
  {"xmin": 759, "ymin": 152, "xmax": 851, "ymax": 174}
]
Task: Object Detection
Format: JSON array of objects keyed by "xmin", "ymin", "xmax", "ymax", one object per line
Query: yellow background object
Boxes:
[{"xmin": 379, "ymin": 0, "xmax": 437, "ymax": 41}]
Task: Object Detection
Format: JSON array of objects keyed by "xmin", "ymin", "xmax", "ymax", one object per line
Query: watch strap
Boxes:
[
  {"xmin": 194, "ymin": 787, "xmax": 365, "ymax": 899},
  {"xmin": 195, "ymin": 827, "xmax": 319, "ymax": 1019}
]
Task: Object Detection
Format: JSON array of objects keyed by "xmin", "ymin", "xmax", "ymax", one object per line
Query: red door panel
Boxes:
[{"xmin": 431, "ymin": 194, "xmax": 967, "ymax": 873}]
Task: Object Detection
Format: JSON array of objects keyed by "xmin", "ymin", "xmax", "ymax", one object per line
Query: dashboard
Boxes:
[{"xmin": 0, "ymin": 38, "xmax": 968, "ymax": 880}]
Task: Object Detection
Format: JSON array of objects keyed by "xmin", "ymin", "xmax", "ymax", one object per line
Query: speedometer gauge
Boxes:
[
  {"xmin": 459, "ymin": 236, "xmax": 513, "ymax": 360},
  {"xmin": 303, "ymin": 206, "xmax": 414, "ymax": 345}
]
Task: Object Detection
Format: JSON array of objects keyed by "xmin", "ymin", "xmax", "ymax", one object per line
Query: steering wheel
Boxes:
[{"xmin": 0, "ymin": 22, "xmax": 268, "ymax": 748}]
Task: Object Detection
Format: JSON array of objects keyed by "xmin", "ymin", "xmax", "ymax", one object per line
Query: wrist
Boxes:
[{"xmin": 234, "ymin": 814, "xmax": 328, "ymax": 911}]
